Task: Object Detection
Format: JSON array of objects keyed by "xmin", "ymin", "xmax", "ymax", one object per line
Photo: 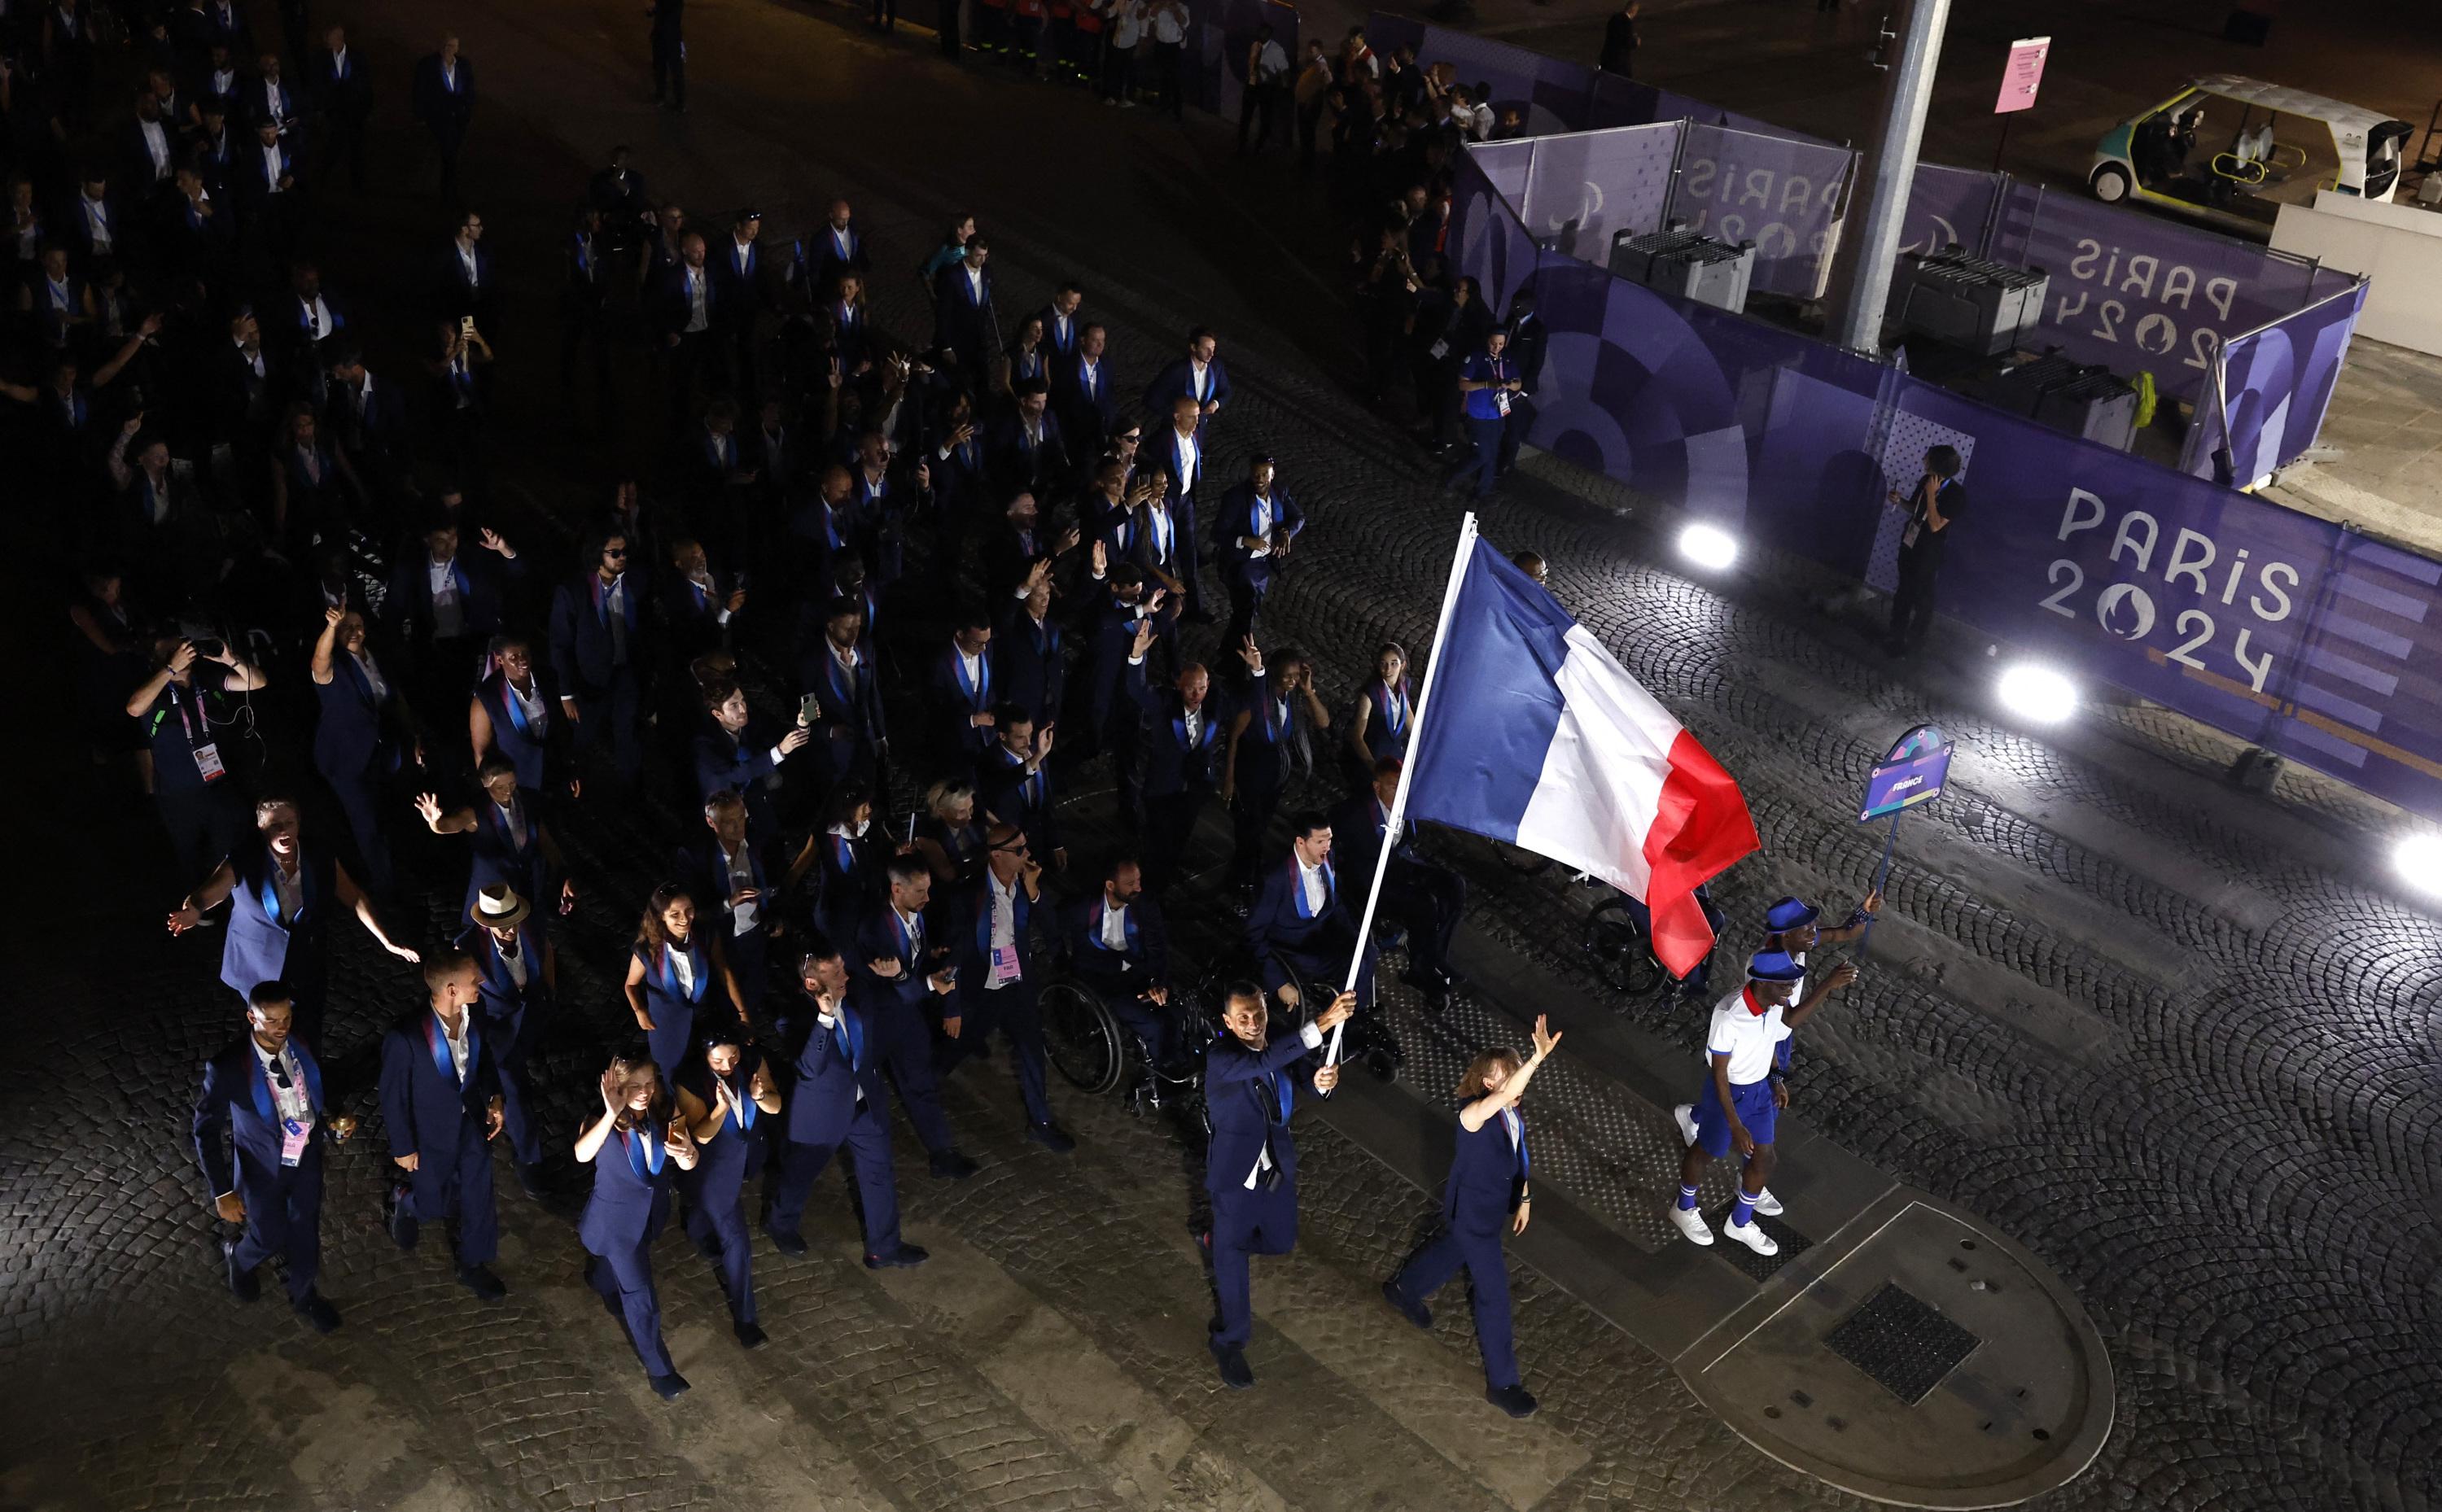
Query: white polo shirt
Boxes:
[{"xmin": 1702, "ymin": 988, "xmax": 1792, "ymax": 1085}]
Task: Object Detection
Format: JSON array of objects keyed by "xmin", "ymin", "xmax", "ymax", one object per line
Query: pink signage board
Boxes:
[{"xmin": 1994, "ymin": 37, "xmax": 2049, "ymax": 115}]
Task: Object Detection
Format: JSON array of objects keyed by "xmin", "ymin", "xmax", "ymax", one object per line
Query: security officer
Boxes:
[
  {"xmin": 1667, "ymin": 949, "xmax": 1856, "ymax": 1256},
  {"xmin": 1201, "ymin": 983, "xmax": 1353, "ymax": 1388},
  {"xmin": 190, "ymin": 981, "xmax": 357, "ymax": 1332},
  {"xmin": 1381, "ymin": 1014, "xmax": 1561, "ymax": 1418}
]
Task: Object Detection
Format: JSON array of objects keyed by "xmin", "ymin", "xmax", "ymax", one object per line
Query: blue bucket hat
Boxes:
[
  {"xmin": 1746, "ymin": 949, "xmax": 1806, "ymax": 984},
  {"xmin": 1763, "ymin": 896, "xmax": 1821, "ymax": 933}
]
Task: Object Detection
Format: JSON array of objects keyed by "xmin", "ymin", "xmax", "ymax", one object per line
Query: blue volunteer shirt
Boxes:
[{"xmin": 1461, "ymin": 352, "xmax": 1512, "ymax": 421}]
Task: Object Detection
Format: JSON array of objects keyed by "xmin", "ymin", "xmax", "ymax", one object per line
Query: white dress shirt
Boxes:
[{"xmin": 1298, "ymin": 857, "xmax": 1327, "ymax": 915}]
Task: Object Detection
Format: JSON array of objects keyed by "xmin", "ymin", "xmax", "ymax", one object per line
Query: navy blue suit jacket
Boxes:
[
  {"xmin": 1204, "ymin": 1029, "xmax": 1320, "ymax": 1197},
  {"xmin": 547, "ymin": 572, "xmax": 644, "ymax": 692},
  {"xmin": 930, "ymin": 260, "xmax": 998, "ymax": 364},
  {"xmin": 1127, "ymin": 664, "xmax": 1227, "ymax": 798},
  {"xmin": 851, "ymin": 902, "xmax": 952, "ymax": 1009},
  {"xmin": 991, "ymin": 604, "xmax": 1067, "ymax": 731},
  {"xmin": 1065, "ymin": 893, "xmax": 1170, "ymax": 989},
  {"xmin": 377, "ymin": 1009, "xmax": 500, "ymax": 1160},
  {"xmin": 193, "ymin": 1036, "xmax": 330, "ymax": 1200},
  {"xmin": 776, "ymin": 990, "xmax": 889, "ymax": 1146},
  {"xmin": 928, "ymin": 640, "xmax": 1000, "ymax": 763},
  {"xmin": 385, "ymin": 548, "xmax": 517, "ymax": 647},
  {"xmin": 1143, "ymin": 355, "xmax": 1232, "ymax": 420},
  {"xmin": 1210, "ymin": 483, "xmax": 1304, "ymax": 588},
  {"xmin": 1246, "ymin": 855, "xmax": 1350, "ymax": 964}
]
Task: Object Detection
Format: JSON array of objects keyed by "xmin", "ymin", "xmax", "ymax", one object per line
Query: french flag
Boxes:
[{"xmin": 1402, "ymin": 524, "xmax": 1758, "ymax": 976}]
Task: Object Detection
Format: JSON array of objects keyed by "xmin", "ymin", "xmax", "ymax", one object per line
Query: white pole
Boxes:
[{"xmin": 1326, "ymin": 511, "xmax": 1481, "ymax": 1081}]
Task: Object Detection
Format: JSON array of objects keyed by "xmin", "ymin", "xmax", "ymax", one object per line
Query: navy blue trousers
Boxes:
[
  {"xmin": 768, "ymin": 1112, "xmax": 904, "ymax": 1259},
  {"xmin": 405, "ymin": 1118, "xmax": 498, "ymax": 1266},
  {"xmin": 1389, "ymin": 1223, "xmax": 1519, "ymax": 1388},
  {"xmin": 871, "ymin": 1001, "xmax": 956, "ymax": 1156},
  {"xmin": 1210, "ymin": 1175, "xmax": 1298, "ymax": 1349},
  {"xmin": 941, "ymin": 978, "xmax": 1052, "ymax": 1126},
  {"xmin": 588, "ymin": 1199, "xmax": 676, "ymax": 1377},
  {"xmin": 234, "ymin": 1147, "xmax": 324, "ymax": 1303},
  {"xmin": 683, "ymin": 1134, "xmax": 760, "ymax": 1324}
]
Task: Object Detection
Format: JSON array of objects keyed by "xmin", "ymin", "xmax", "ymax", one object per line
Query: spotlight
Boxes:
[
  {"xmin": 2393, "ymin": 833, "xmax": 2442, "ymax": 896},
  {"xmin": 1996, "ymin": 662, "xmax": 2079, "ymax": 723},
  {"xmin": 1678, "ymin": 522, "xmax": 1740, "ymax": 572}
]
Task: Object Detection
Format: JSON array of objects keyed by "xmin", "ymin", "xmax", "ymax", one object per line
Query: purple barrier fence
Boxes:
[
  {"xmin": 1901, "ymin": 163, "xmax": 2006, "ymax": 258},
  {"xmin": 1449, "ymin": 146, "xmax": 2442, "ymax": 821},
  {"xmin": 1515, "ymin": 125, "xmax": 1680, "ymax": 267},
  {"xmin": 1985, "ymin": 182, "xmax": 2351, "ymax": 404},
  {"xmin": 2207, "ymin": 282, "xmax": 2368, "ymax": 485},
  {"xmin": 1669, "ymin": 123, "xmax": 1852, "ymax": 299}
]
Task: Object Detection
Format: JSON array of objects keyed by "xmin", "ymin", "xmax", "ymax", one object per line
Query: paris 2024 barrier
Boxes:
[
  {"xmin": 1386, "ymin": 15, "xmax": 2365, "ymax": 474},
  {"xmin": 1451, "ymin": 148, "xmax": 2435, "ymax": 824}
]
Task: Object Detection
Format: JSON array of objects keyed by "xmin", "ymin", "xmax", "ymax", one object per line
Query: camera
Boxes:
[{"xmin": 191, "ymin": 637, "xmax": 225, "ymax": 659}]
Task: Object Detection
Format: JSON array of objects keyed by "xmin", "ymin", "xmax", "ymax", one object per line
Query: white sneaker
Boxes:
[
  {"xmin": 1666, "ymin": 1204, "xmax": 1714, "ymax": 1246},
  {"xmin": 1670, "ymin": 1104, "xmax": 1697, "ymax": 1147},
  {"xmin": 1722, "ymin": 1217, "xmax": 1780, "ymax": 1256},
  {"xmin": 1752, "ymin": 1188, "xmax": 1783, "ymax": 1217}
]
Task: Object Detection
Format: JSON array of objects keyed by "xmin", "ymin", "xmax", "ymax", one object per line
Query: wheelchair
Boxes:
[
  {"xmin": 1207, "ymin": 952, "xmax": 1398, "ymax": 1082},
  {"xmin": 1039, "ymin": 967, "xmax": 1210, "ymax": 1123},
  {"xmin": 1581, "ymin": 884, "xmax": 1721, "ymax": 1003}
]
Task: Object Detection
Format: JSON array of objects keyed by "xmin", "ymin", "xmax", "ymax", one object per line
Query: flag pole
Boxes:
[{"xmin": 1326, "ymin": 511, "xmax": 1481, "ymax": 1084}]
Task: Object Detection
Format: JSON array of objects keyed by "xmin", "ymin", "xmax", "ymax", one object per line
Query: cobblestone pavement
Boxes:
[{"xmin": 3, "ymin": 2, "xmax": 2436, "ymax": 1510}]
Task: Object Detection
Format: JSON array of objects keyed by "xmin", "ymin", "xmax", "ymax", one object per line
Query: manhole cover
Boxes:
[{"xmin": 1823, "ymin": 1282, "xmax": 1982, "ymax": 1405}]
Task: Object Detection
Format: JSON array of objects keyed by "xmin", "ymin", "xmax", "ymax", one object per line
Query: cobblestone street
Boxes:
[{"xmin": 3, "ymin": 1, "xmax": 2437, "ymax": 1510}]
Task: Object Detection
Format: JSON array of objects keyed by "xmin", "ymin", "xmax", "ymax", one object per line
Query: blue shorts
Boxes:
[{"xmin": 1691, "ymin": 1076, "xmax": 1776, "ymax": 1158}]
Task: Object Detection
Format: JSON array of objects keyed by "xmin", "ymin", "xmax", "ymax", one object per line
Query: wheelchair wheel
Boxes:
[
  {"xmin": 1583, "ymin": 898, "xmax": 1665, "ymax": 998},
  {"xmin": 1039, "ymin": 978, "xmax": 1125, "ymax": 1096}
]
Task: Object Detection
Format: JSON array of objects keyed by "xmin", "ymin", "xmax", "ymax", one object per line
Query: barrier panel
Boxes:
[
  {"xmin": 1375, "ymin": 15, "xmax": 2364, "ymax": 468},
  {"xmin": 1451, "ymin": 146, "xmax": 2442, "ymax": 821}
]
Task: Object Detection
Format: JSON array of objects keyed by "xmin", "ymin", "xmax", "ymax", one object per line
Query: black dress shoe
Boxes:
[
  {"xmin": 457, "ymin": 1264, "xmax": 507, "ymax": 1301},
  {"xmin": 1026, "ymin": 1121, "xmax": 1077, "ymax": 1153},
  {"xmin": 1209, "ymin": 1338, "xmax": 1255, "ymax": 1389},
  {"xmin": 650, "ymin": 1372, "xmax": 691, "ymax": 1401},
  {"xmin": 1486, "ymin": 1383, "xmax": 1539, "ymax": 1418},
  {"xmin": 294, "ymin": 1291, "xmax": 343, "ymax": 1334},
  {"xmin": 514, "ymin": 1163, "xmax": 548, "ymax": 1200},
  {"xmin": 733, "ymin": 1319, "xmax": 769, "ymax": 1350},
  {"xmin": 929, "ymin": 1149, "xmax": 980, "ymax": 1180},
  {"xmin": 763, "ymin": 1224, "xmax": 809, "ymax": 1256},
  {"xmin": 223, "ymin": 1238, "xmax": 260, "ymax": 1302},
  {"xmin": 864, "ymin": 1243, "xmax": 930, "ymax": 1269},
  {"xmin": 1381, "ymin": 1279, "xmax": 1432, "ymax": 1331}
]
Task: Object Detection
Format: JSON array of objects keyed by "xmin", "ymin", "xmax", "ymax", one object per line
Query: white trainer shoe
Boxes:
[
  {"xmin": 1666, "ymin": 1204, "xmax": 1714, "ymax": 1246},
  {"xmin": 1752, "ymin": 1188, "xmax": 1783, "ymax": 1217},
  {"xmin": 1722, "ymin": 1217, "xmax": 1780, "ymax": 1256},
  {"xmin": 1671, "ymin": 1104, "xmax": 1697, "ymax": 1147}
]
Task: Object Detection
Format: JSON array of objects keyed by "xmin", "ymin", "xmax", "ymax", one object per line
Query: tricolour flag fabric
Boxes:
[{"xmin": 1403, "ymin": 537, "xmax": 1759, "ymax": 977}]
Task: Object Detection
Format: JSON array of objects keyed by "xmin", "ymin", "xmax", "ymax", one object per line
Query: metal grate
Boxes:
[
  {"xmin": 1823, "ymin": 1283, "xmax": 1983, "ymax": 1405},
  {"xmin": 1714, "ymin": 1213, "xmax": 1810, "ymax": 1283}
]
